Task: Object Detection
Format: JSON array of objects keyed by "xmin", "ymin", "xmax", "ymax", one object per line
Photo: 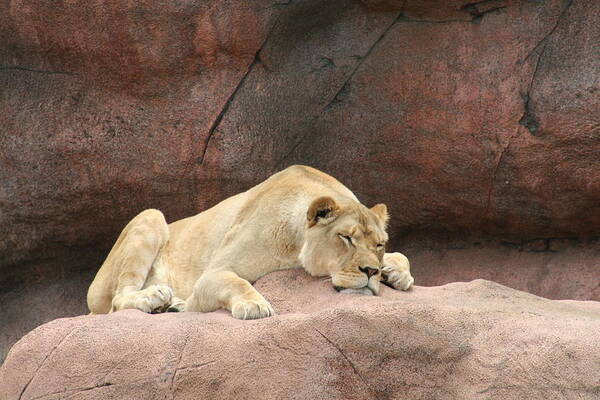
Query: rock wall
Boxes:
[{"xmin": 1, "ymin": 0, "xmax": 598, "ymax": 362}]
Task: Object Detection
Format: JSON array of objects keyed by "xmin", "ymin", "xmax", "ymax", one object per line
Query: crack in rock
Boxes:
[
  {"xmin": 518, "ymin": 0, "xmax": 573, "ymax": 136},
  {"xmin": 198, "ymin": 52, "xmax": 261, "ymax": 166},
  {"xmin": 172, "ymin": 360, "xmax": 217, "ymax": 374},
  {"xmin": 0, "ymin": 66, "xmax": 75, "ymax": 76},
  {"xmin": 198, "ymin": 17, "xmax": 282, "ymax": 167},
  {"xmin": 167, "ymin": 330, "xmax": 191, "ymax": 398},
  {"xmin": 324, "ymin": 9, "xmax": 404, "ymax": 110},
  {"xmin": 62, "ymin": 378, "xmax": 154, "ymax": 400},
  {"xmin": 61, "ymin": 383, "xmax": 115, "ymax": 400},
  {"xmin": 277, "ymin": 6, "xmax": 405, "ymax": 168},
  {"xmin": 460, "ymin": 0, "xmax": 507, "ymax": 23},
  {"xmin": 519, "ymin": 93, "xmax": 539, "ymax": 134},
  {"xmin": 279, "ymin": 0, "xmax": 510, "ymax": 167},
  {"xmin": 397, "ymin": 15, "xmax": 471, "ymax": 23},
  {"xmin": 522, "ymin": 0, "xmax": 574, "ymax": 64},
  {"xmin": 19, "ymin": 326, "xmax": 80, "ymax": 400},
  {"xmin": 519, "ymin": 37, "xmax": 547, "ymax": 135},
  {"xmin": 485, "ymin": 127, "xmax": 519, "ymax": 214},
  {"xmin": 313, "ymin": 327, "xmax": 376, "ymax": 397},
  {"xmin": 174, "ymin": 16, "xmax": 280, "ymax": 197},
  {"xmin": 29, "ymin": 382, "xmax": 114, "ymax": 400}
]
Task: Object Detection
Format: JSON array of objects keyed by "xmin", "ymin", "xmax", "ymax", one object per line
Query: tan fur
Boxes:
[{"xmin": 87, "ymin": 165, "xmax": 414, "ymax": 319}]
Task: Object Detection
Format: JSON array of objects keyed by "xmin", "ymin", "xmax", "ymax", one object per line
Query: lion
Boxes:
[{"xmin": 87, "ymin": 165, "xmax": 414, "ymax": 319}]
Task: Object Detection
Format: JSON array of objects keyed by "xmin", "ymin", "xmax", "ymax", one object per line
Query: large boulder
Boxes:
[
  {"xmin": 2, "ymin": 269, "xmax": 599, "ymax": 399},
  {"xmin": 1, "ymin": 0, "xmax": 598, "ymax": 365}
]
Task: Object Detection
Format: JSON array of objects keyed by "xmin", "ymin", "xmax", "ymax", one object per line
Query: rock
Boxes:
[
  {"xmin": 1, "ymin": 0, "xmax": 599, "ymax": 270},
  {"xmin": 1, "ymin": 0, "xmax": 599, "ymax": 368},
  {"xmin": 2, "ymin": 269, "xmax": 599, "ymax": 400},
  {"xmin": 0, "ymin": 0, "xmax": 279, "ymax": 268},
  {"xmin": 404, "ymin": 240, "xmax": 600, "ymax": 302}
]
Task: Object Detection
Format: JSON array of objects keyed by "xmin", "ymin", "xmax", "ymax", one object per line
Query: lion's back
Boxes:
[{"xmin": 254, "ymin": 165, "xmax": 357, "ymax": 202}]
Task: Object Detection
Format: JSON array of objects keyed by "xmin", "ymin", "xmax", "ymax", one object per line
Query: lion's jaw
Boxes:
[
  {"xmin": 299, "ymin": 238, "xmax": 383, "ymax": 295},
  {"xmin": 299, "ymin": 197, "xmax": 388, "ymax": 295},
  {"xmin": 331, "ymin": 270, "xmax": 381, "ymax": 295}
]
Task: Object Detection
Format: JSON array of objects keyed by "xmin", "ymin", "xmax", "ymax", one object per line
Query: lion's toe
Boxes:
[
  {"xmin": 232, "ymin": 300, "xmax": 275, "ymax": 320},
  {"xmin": 382, "ymin": 266, "xmax": 414, "ymax": 291},
  {"xmin": 166, "ymin": 298, "xmax": 186, "ymax": 312},
  {"xmin": 137, "ymin": 285, "xmax": 174, "ymax": 313},
  {"xmin": 398, "ymin": 275, "xmax": 414, "ymax": 291},
  {"xmin": 134, "ymin": 297, "xmax": 154, "ymax": 313}
]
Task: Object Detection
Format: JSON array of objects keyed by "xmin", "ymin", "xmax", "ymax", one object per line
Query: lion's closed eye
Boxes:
[{"xmin": 338, "ymin": 234, "xmax": 353, "ymax": 246}]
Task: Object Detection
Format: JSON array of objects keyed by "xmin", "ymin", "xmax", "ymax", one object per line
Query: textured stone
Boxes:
[
  {"xmin": 403, "ymin": 239, "xmax": 600, "ymax": 302},
  {"xmin": 2, "ymin": 270, "xmax": 600, "ymax": 400},
  {"xmin": 1, "ymin": 0, "xmax": 599, "ymax": 366},
  {"xmin": 1, "ymin": 0, "xmax": 599, "ymax": 269}
]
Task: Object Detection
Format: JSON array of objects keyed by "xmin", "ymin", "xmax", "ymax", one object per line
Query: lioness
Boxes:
[{"xmin": 87, "ymin": 165, "xmax": 414, "ymax": 319}]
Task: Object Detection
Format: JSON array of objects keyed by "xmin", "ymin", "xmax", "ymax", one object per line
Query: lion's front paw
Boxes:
[
  {"xmin": 382, "ymin": 266, "xmax": 414, "ymax": 291},
  {"xmin": 166, "ymin": 298, "xmax": 186, "ymax": 312},
  {"xmin": 135, "ymin": 285, "xmax": 173, "ymax": 313},
  {"xmin": 231, "ymin": 299, "xmax": 275, "ymax": 320}
]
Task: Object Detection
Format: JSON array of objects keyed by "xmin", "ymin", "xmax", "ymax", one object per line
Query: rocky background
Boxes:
[{"xmin": 0, "ymin": 0, "xmax": 599, "ymax": 362}]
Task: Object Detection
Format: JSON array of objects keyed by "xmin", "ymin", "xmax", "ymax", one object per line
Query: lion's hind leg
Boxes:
[{"xmin": 87, "ymin": 209, "xmax": 174, "ymax": 314}]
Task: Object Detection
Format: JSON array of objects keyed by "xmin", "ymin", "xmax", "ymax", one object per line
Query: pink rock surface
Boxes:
[
  {"xmin": 2, "ymin": 269, "xmax": 599, "ymax": 399},
  {"xmin": 1, "ymin": 0, "xmax": 599, "ymax": 375}
]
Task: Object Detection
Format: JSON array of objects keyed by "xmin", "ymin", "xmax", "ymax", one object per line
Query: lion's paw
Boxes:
[
  {"xmin": 134, "ymin": 285, "xmax": 173, "ymax": 313},
  {"xmin": 231, "ymin": 299, "xmax": 275, "ymax": 320},
  {"xmin": 382, "ymin": 266, "xmax": 414, "ymax": 291},
  {"xmin": 166, "ymin": 298, "xmax": 187, "ymax": 313}
]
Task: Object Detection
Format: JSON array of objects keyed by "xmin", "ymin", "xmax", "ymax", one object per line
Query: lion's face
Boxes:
[{"xmin": 299, "ymin": 196, "xmax": 389, "ymax": 295}]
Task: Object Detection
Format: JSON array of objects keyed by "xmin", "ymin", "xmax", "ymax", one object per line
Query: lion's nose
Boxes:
[{"xmin": 359, "ymin": 266, "xmax": 379, "ymax": 278}]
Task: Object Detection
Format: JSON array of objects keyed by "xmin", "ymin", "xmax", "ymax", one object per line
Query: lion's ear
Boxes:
[
  {"xmin": 370, "ymin": 203, "xmax": 389, "ymax": 226},
  {"xmin": 307, "ymin": 196, "xmax": 339, "ymax": 228}
]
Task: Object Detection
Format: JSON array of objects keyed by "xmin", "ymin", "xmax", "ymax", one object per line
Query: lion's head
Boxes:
[{"xmin": 299, "ymin": 196, "xmax": 389, "ymax": 295}]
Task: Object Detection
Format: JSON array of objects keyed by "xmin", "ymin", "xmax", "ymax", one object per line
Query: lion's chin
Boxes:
[
  {"xmin": 332, "ymin": 276, "xmax": 380, "ymax": 296},
  {"xmin": 337, "ymin": 287, "xmax": 375, "ymax": 296},
  {"xmin": 334, "ymin": 281, "xmax": 380, "ymax": 296}
]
